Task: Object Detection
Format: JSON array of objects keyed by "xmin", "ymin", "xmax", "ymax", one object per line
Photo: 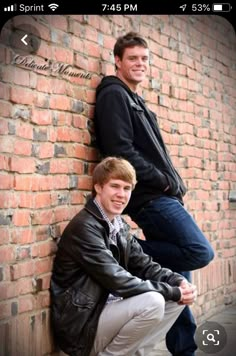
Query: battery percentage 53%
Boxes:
[{"xmin": 192, "ymin": 3, "xmax": 211, "ymax": 11}]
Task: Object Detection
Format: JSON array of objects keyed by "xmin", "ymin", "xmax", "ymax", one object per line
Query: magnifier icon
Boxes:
[{"xmin": 207, "ymin": 333, "xmax": 216, "ymax": 342}]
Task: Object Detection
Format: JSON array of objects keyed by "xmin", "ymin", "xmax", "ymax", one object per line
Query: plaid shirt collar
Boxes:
[{"xmin": 93, "ymin": 198, "xmax": 124, "ymax": 244}]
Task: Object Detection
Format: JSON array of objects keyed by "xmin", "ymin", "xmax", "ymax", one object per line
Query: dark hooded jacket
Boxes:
[
  {"xmin": 95, "ymin": 76, "xmax": 187, "ymax": 214},
  {"xmin": 50, "ymin": 198, "xmax": 185, "ymax": 355}
]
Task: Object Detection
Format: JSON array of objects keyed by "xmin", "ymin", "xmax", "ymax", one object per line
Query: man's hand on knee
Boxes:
[{"xmin": 178, "ymin": 280, "xmax": 197, "ymax": 305}]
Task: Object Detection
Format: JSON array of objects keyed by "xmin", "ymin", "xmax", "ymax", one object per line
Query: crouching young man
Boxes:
[{"xmin": 50, "ymin": 157, "xmax": 197, "ymax": 356}]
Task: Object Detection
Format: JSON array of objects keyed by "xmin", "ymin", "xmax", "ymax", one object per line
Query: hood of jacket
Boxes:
[{"xmin": 96, "ymin": 75, "xmax": 140, "ymax": 101}]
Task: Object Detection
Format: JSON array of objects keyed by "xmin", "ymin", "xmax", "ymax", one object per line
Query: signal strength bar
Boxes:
[{"xmin": 4, "ymin": 4, "xmax": 17, "ymax": 11}]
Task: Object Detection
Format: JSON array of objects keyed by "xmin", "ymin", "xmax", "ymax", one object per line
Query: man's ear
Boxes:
[
  {"xmin": 115, "ymin": 55, "xmax": 121, "ymax": 69},
  {"xmin": 94, "ymin": 183, "xmax": 102, "ymax": 195}
]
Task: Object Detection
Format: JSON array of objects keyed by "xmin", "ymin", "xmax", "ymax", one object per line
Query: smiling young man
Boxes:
[
  {"xmin": 50, "ymin": 157, "xmax": 197, "ymax": 356},
  {"xmin": 95, "ymin": 32, "xmax": 214, "ymax": 355}
]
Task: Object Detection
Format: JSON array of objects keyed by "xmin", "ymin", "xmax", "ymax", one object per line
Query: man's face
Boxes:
[
  {"xmin": 95, "ymin": 179, "xmax": 132, "ymax": 220},
  {"xmin": 115, "ymin": 45, "xmax": 149, "ymax": 90}
]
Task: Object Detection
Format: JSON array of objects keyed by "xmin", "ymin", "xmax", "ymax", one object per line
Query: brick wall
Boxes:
[{"xmin": 0, "ymin": 14, "xmax": 235, "ymax": 355}]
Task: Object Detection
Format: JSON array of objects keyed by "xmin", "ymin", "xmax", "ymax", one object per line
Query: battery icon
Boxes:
[{"xmin": 212, "ymin": 3, "xmax": 232, "ymax": 12}]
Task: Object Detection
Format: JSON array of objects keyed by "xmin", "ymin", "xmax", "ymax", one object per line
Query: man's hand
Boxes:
[{"xmin": 178, "ymin": 280, "xmax": 197, "ymax": 305}]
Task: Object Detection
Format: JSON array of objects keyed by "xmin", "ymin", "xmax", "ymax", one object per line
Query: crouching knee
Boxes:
[
  {"xmin": 196, "ymin": 244, "xmax": 215, "ymax": 269},
  {"xmin": 187, "ymin": 241, "xmax": 215, "ymax": 270},
  {"xmin": 143, "ymin": 292, "xmax": 165, "ymax": 322}
]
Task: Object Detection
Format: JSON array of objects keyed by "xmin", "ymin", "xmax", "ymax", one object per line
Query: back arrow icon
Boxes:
[{"xmin": 21, "ymin": 34, "xmax": 28, "ymax": 45}]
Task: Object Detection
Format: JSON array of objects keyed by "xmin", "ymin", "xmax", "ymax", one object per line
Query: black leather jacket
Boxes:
[
  {"xmin": 95, "ymin": 76, "xmax": 187, "ymax": 214},
  {"xmin": 50, "ymin": 198, "xmax": 185, "ymax": 356}
]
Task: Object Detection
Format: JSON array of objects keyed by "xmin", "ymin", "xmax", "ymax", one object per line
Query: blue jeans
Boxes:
[{"xmin": 130, "ymin": 196, "xmax": 214, "ymax": 356}]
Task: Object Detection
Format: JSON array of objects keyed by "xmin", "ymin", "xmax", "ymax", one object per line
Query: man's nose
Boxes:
[
  {"xmin": 117, "ymin": 188, "xmax": 125, "ymax": 196},
  {"xmin": 136, "ymin": 57, "xmax": 146, "ymax": 65}
]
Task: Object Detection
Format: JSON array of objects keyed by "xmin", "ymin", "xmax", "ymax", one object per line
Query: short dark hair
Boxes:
[
  {"xmin": 113, "ymin": 32, "xmax": 148, "ymax": 60},
  {"xmin": 92, "ymin": 157, "xmax": 137, "ymax": 197}
]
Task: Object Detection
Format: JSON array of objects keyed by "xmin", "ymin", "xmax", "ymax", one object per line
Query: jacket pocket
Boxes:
[
  {"xmin": 52, "ymin": 288, "xmax": 95, "ymax": 325},
  {"xmin": 61, "ymin": 289, "xmax": 95, "ymax": 321},
  {"xmin": 51, "ymin": 290, "xmax": 95, "ymax": 354},
  {"xmin": 71, "ymin": 289, "xmax": 95, "ymax": 310},
  {"xmin": 163, "ymin": 172, "xmax": 180, "ymax": 196}
]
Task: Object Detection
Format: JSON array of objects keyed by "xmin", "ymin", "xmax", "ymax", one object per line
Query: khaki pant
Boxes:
[{"xmin": 90, "ymin": 292, "xmax": 184, "ymax": 356}]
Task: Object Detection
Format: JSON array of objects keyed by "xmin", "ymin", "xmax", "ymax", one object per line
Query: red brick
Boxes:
[
  {"xmin": 33, "ymin": 226, "xmax": 49, "ymax": 243},
  {"xmin": 70, "ymin": 191, "xmax": 84, "ymax": 205},
  {"xmin": 34, "ymin": 192, "xmax": 51, "ymax": 209},
  {"xmin": 10, "ymin": 87, "xmax": 34, "ymax": 105},
  {"xmin": 18, "ymin": 278, "xmax": 34, "ymax": 295},
  {"xmin": 31, "ymin": 210, "xmax": 53, "ymax": 225},
  {"xmin": 37, "ymin": 241, "xmax": 57, "ymax": 258},
  {"xmin": 53, "ymin": 111, "xmax": 72, "ymax": 126},
  {"xmin": 84, "ymin": 27, "xmax": 98, "ymax": 43},
  {"xmin": 86, "ymin": 89, "xmax": 96, "ymax": 104},
  {"xmin": 73, "ymin": 144, "xmax": 98, "ymax": 161},
  {"xmin": 48, "ymin": 15, "xmax": 68, "ymax": 30},
  {"xmin": 34, "ymin": 92, "xmax": 50, "ymax": 108},
  {"xmin": 72, "ymin": 160, "xmax": 84, "ymax": 174},
  {"xmin": 0, "ymin": 282, "xmax": 19, "ymax": 299},
  {"xmin": 12, "ymin": 210, "xmax": 31, "ymax": 227},
  {"xmin": 71, "ymin": 35, "xmax": 84, "ymax": 52},
  {"xmin": 56, "ymin": 127, "xmax": 78, "ymax": 142},
  {"xmin": 88, "ymin": 58, "xmax": 100, "ymax": 74},
  {"xmin": 14, "ymin": 176, "xmax": 32, "ymax": 191},
  {"xmin": 53, "ymin": 206, "xmax": 71, "ymax": 223},
  {"xmin": 84, "ymin": 42, "xmax": 101, "ymax": 57},
  {"xmin": 13, "ymin": 140, "xmax": 32, "ymax": 156},
  {"xmin": 41, "ymin": 274, "xmax": 51, "ymax": 291},
  {"xmin": 35, "ymin": 291, "xmax": 50, "ymax": 308},
  {"xmin": 78, "ymin": 176, "xmax": 93, "ymax": 190},
  {"xmin": 53, "ymin": 175, "xmax": 69, "ymax": 190},
  {"xmin": 0, "ymin": 246, "xmax": 15, "ymax": 263},
  {"xmin": 0, "ymin": 83, "xmax": 10, "ymax": 100},
  {"xmin": 0, "ymin": 228, "xmax": 10, "ymax": 245},
  {"xmin": 34, "ymin": 258, "xmax": 53, "ymax": 275},
  {"xmin": 0, "ymin": 191, "xmax": 17, "ymax": 208},
  {"xmin": 99, "ymin": 17, "xmax": 111, "ymax": 33},
  {"xmin": 11, "ymin": 228, "xmax": 34, "ymax": 244},
  {"xmin": 49, "ymin": 95, "xmax": 71, "ymax": 110},
  {"xmin": 10, "ymin": 261, "xmax": 35, "ymax": 280},
  {"xmin": 52, "ymin": 46, "xmax": 73, "ymax": 63},
  {"xmin": 0, "ymin": 119, "xmax": 8, "ymax": 135},
  {"xmin": 0, "ymin": 302, "xmax": 11, "ymax": 320},
  {"xmin": 72, "ymin": 115, "xmax": 87, "ymax": 129},
  {"xmin": 31, "ymin": 176, "xmax": 53, "ymax": 191},
  {"xmin": 36, "ymin": 77, "xmax": 53, "ymax": 93},
  {"xmin": 9, "ymin": 157, "xmax": 35, "ymax": 173},
  {"xmin": 18, "ymin": 295, "xmax": 34, "ymax": 313},
  {"xmin": 31, "ymin": 109, "xmax": 52, "ymax": 125},
  {"xmin": 0, "ymin": 174, "xmax": 14, "ymax": 189},
  {"xmin": 37, "ymin": 142, "xmax": 54, "ymax": 159},
  {"xmin": 50, "ymin": 158, "xmax": 70, "ymax": 174},
  {"xmin": 0, "ymin": 136, "xmax": 13, "ymax": 153},
  {"xmin": 15, "ymin": 122, "xmax": 33, "ymax": 140},
  {"xmin": 13, "ymin": 67, "xmax": 30, "ymax": 86},
  {"xmin": 0, "ymin": 156, "xmax": 9, "ymax": 171},
  {"xmin": 74, "ymin": 53, "xmax": 89, "ymax": 71}
]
